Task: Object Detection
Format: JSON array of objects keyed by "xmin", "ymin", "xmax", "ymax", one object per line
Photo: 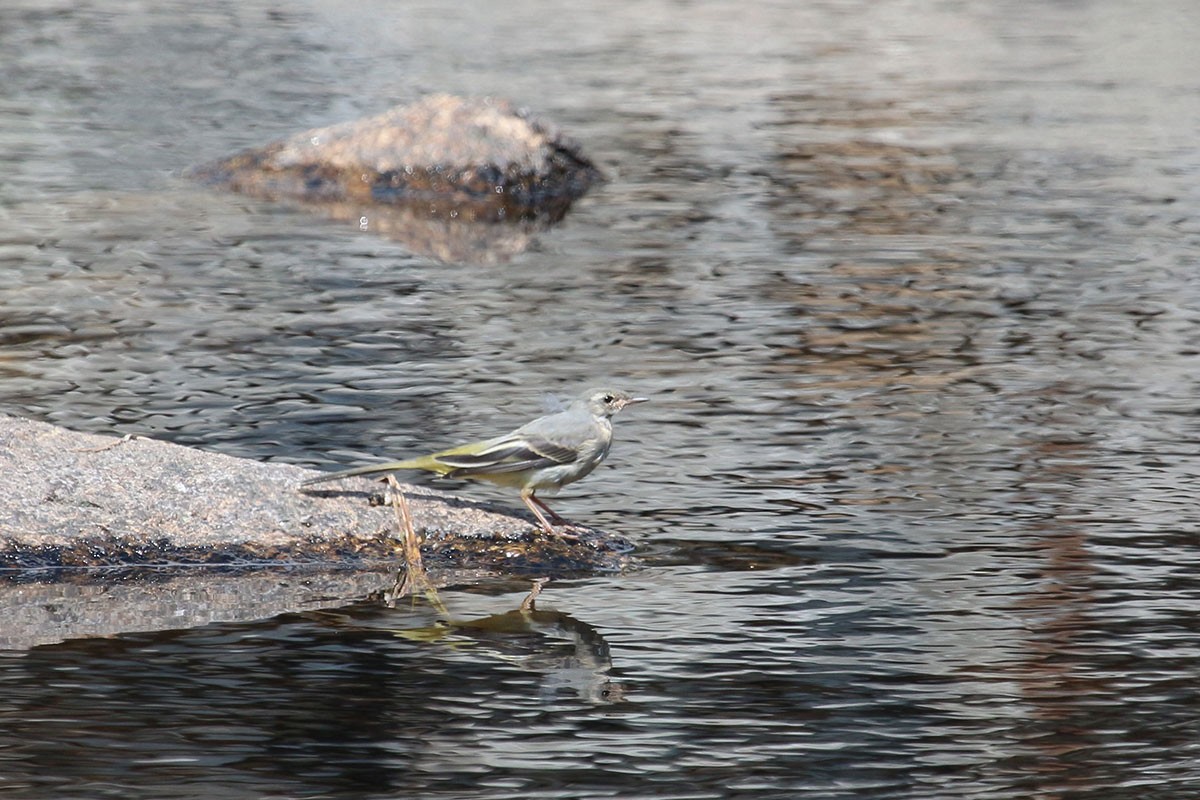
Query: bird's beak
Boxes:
[{"xmin": 626, "ymin": 396, "xmax": 649, "ymax": 407}]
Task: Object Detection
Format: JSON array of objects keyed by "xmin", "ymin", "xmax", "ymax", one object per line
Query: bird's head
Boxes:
[{"xmin": 581, "ymin": 388, "xmax": 648, "ymax": 418}]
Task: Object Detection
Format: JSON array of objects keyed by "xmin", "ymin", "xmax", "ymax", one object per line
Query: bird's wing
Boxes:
[{"xmin": 434, "ymin": 435, "xmax": 578, "ymax": 478}]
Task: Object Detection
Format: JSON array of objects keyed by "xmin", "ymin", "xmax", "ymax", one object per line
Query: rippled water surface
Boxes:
[{"xmin": 4, "ymin": 0, "xmax": 1200, "ymax": 797}]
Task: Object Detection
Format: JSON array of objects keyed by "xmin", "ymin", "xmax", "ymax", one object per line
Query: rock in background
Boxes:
[{"xmin": 188, "ymin": 94, "xmax": 604, "ymax": 262}]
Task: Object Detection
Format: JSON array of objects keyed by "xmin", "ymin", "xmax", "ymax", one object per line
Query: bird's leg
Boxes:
[
  {"xmin": 520, "ymin": 490, "xmax": 558, "ymax": 535},
  {"xmin": 521, "ymin": 489, "xmax": 578, "ymax": 540},
  {"xmin": 529, "ymin": 494, "xmax": 569, "ymax": 523},
  {"xmin": 531, "ymin": 494, "xmax": 582, "ymax": 539}
]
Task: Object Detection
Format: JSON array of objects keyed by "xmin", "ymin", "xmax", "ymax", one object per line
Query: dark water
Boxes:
[{"xmin": 4, "ymin": 0, "xmax": 1200, "ymax": 796}]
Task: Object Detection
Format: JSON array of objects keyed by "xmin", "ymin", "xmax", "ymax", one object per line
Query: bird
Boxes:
[{"xmin": 301, "ymin": 388, "xmax": 647, "ymax": 538}]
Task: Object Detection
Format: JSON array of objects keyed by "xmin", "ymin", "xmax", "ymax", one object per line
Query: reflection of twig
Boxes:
[
  {"xmin": 521, "ymin": 577, "xmax": 550, "ymax": 612},
  {"xmin": 384, "ymin": 475, "xmax": 448, "ymax": 615}
]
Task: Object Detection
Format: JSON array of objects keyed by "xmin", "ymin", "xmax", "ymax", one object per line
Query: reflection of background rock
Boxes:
[
  {"xmin": 188, "ymin": 94, "xmax": 603, "ymax": 264},
  {"xmin": 296, "ymin": 203, "xmax": 544, "ymax": 266}
]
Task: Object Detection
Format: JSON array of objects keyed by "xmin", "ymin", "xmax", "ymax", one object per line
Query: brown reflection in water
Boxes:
[
  {"xmin": 999, "ymin": 438, "xmax": 1107, "ymax": 798},
  {"xmin": 759, "ymin": 91, "xmax": 988, "ymax": 396},
  {"xmin": 764, "ymin": 88, "xmax": 1157, "ymax": 794},
  {"xmin": 763, "ymin": 92, "xmax": 964, "ymax": 240}
]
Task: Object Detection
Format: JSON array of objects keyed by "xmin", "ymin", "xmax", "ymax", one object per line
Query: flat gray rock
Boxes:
[{"xmin": 0, "ymin": 414, "xmax": 634, "ymax": 575}]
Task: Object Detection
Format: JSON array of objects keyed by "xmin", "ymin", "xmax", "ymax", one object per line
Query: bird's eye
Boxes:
[{"xmin": 603, "ymin": 394, "xmax": 614, "ymax": 404}]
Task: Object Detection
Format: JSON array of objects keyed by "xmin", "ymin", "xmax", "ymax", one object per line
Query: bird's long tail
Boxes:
[{"xmin": 300, "ymin": 455, "xmax": 447, "ymax": 487}]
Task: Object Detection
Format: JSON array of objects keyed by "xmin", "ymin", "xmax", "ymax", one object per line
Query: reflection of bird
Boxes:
[
  {"xmin": 458, "ymin": 606, "xmax": 625, "ymax": 704},
  {"xmin": 301, "ymin": 388, "xmax": 647, "ymax": 537},
  {"xmin": 391, "ymin": 580, "xmax": 625, "ymax": 704}
]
